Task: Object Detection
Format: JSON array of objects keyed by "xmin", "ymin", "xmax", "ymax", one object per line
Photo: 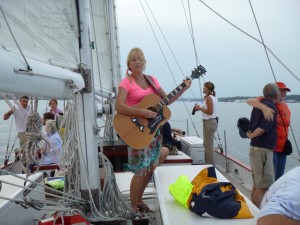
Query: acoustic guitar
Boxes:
[{"xmin": 113, "ymin": 65, "xmax": 206, "ymax": 149}]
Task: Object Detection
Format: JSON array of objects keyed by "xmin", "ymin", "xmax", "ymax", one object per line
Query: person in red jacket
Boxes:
[{"xmin": 247, "ymin": 82, "xmax": 291, "ymax": 180}]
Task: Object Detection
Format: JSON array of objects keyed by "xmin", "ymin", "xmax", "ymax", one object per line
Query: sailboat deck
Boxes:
[{"xmin": 115, "ymin": 165, "xmax": 259, "ymax": 225}]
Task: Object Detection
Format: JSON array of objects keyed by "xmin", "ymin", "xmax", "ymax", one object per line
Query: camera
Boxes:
[{"xmin": 192, "ymin": 104, "xmax": 197, "ymax": 115}]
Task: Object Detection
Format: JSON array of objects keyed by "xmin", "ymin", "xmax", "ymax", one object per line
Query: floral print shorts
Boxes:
[{"xmin": 126, "ymin": 134, "xmax": 162, "ymax": 176}]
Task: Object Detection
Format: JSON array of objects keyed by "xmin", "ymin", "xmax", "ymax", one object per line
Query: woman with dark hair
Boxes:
[
  {"xmin": 49, "ymin": 98, "xmax": 63, "ymax": 115},
  {"xmin": 194, "ymin": 81, "xmax": 218, "ymax": 165}
]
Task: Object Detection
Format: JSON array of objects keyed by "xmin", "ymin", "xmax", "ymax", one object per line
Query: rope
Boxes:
[
  {"xmin": 0, "ymin": 168, "xmax": 86, "ymax": 204},
  {"xmin": 98, "ymin": 148, "xmax": 134, "ymax": 219},
  {"xmin": 21, "ymin": 112, "xmax": 49, "ymax": 174},
  {"xmin": 59, "ymin": 100, "xmax": 81, "ymax": 198}
]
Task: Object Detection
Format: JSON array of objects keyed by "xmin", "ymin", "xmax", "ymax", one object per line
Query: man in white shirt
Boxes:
[
  {"xmin": 3, "ymin": 96, "xmax": 32, "ymax": 148},
  {"xmin": 257, "ymin": 166, "xmax": 300, "ymax": 225}
]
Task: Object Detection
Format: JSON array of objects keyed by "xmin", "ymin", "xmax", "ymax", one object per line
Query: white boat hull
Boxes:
[{"xmin": 0, "ymin": 173, "xmax": 46, "ymax": 225}]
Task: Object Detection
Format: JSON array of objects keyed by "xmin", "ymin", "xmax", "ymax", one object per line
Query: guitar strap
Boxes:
[
  {"xmin": 144, "ymin": 75, "xmax": 165, "ymax": 136},
  {"xmin": 144, "ymin": 75, "xmax": 164, "ymax": 99}
]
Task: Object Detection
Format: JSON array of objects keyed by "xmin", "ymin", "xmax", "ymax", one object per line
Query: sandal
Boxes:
[{"xmin": 137, "ymin": 204, "xmax": 154, "ymax": 213}]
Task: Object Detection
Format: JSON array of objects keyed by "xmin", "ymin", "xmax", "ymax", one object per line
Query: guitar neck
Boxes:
[
  {"xmin": 153, "ymin": 64, "xmax": 206, "ymax": 112},
  {"xmin": 154, "ymin": 81, "xmax": 187, "ymax": 111}
]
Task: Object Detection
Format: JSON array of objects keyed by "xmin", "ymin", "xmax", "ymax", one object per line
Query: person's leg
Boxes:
[
  {"xmin": 249, "ymin": 146, "xmax": 264, "ymax": 208},
  {"xmin": 273, "ymin": 151, "xmax": 279, "ymax": 180},
  {"xmin": 158, "ymin": 146, "xmax": 169, "ymax": 165},
  {"xmin": 175, "ymin": 140, "xmax": 182, "ymax": 150},
  {"xmin": 130, "ymin": 174, "xmax": 145, "ymax": 212},
  {"xmin": 252, "ymin": 148, "xmax": 274, "ymax": 208},
  {"xmin": 203, "ymin": 120, "xmax": 217, "ymax": 165},
  {"xmin": 274, "ymin": 151, "xmax": 286, "ymax": 180},
  {"xmin": 252, "ymin": 188, "xmax": 268, "ymax": 208},
  {"xmin": 136, "ymin": 164, "xmax": 157, "ymax": 211}
]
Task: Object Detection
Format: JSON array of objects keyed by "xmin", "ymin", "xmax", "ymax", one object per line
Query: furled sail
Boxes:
[{"xmin": 90, "ymin": 0, "xmax": 122, "ymax": 98}]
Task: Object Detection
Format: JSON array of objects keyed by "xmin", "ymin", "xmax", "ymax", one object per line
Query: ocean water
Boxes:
[
  {"xmin": 0, "ymin": 100, "xmax": 299, "ymax": 172},
  {"xmin": 0, "ymin": 100, "xmax": 58, "ymax": 161},
  {"xmin": 168, "ymin": 101, "xmax": 300, "ymax": 173}
]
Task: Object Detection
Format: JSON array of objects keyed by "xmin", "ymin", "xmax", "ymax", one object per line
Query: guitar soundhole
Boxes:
[{"xmin": 148, "ymin": 107, "xmax": 157, "ymax": 113}]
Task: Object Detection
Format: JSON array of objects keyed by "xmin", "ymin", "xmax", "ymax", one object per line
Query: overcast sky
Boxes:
[{"xmin": 116, "ymin": 0, "xmax": 300, "ymax": 97}]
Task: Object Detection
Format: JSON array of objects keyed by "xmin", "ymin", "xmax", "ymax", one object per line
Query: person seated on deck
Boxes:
[
  {"xmin": 161, "ymin": 122, "xmax": 182, "ymax": 155},
  {"xmin": 42, "ymin": 112, "xmax": 55, "ymax": 126},
  {"xmin": 43, "ymin": 112, "xmax": 65, "ymax": 138},
  {"xmin": 257, "ymin": 166, "xmax": 300, "ymax": 225},
  {"xmin": 38, "ymin": 120, "xmax": 63, "ymax": 166}
]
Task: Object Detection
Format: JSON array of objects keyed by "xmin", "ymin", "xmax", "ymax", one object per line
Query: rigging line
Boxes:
[
  {"xmin": 0, "ymin": 168, "xmax": 85, "ymax": 204},
  {"xmin": 0, "ymin": 6, "xmax": 31, "ymax": 71},
  {"xmin": 248, "ymin": 0, "xmax": 276, "ymax": 82},
  {"xmin": 142, "ymin": 0, "xmax": 201, "ymax": 99},
  {"xmin": 0, "ymin": 178, "xmax": 85, "ymax": 205},
  {"xmin": 141, "ymin": 0, "xmax": 202, "ymax": 136},
  {"xmin": 289, "ymin": 125, "xmax": 300, "ymax": 159},
  {"xmin": 140, "ymin": 0, "xmax": 181, "ymax": 84},
  {"xmin": 62, "ymin": 100, "xmax": 127, "ymax": 221},
  {"xmin": 181, "ymin": 0, "xmax": 204, "ymax": 100},
  {"xmin": 143, "ymin": 0, "xmax": 199, "ymax": 97},
  {"xmin": 144, "ymin": 0, "xmax": 201, "ymax": 97},
  {"xmin": 183, "ymin": 0, "xmax": 200, "ymax": 66},
  {"xmin": 4, "ymin": 116, "xmax": 14, "ymax": 165},
  {"xmin": 197, "ymin": 0, "xmax": 300, "ymax": 82}
]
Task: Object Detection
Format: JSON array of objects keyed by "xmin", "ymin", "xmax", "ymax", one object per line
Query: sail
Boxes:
[
  {"xmin": 0, "ymin": 0, "xmax": 80, "ymax": 68},
  {"xmin": 0, "ymin": 0, "xmax": 84, "ymax": 97},
  {"xmin": 90, "ymin": 0, "xmax": 121, "ymax": 98}
]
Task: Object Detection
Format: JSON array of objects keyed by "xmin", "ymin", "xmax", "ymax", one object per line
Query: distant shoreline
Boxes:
[{"xmin": 178, "ymin": 95, "xmax": 300, "ymax": 103}]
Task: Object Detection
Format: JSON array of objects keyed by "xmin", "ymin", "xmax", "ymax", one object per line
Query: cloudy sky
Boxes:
[{"xmin": 116, "ymin": 0, "xmax": 300, "ymax": 97}]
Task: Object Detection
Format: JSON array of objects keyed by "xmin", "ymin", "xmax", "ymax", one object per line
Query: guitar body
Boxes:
[{"xmin": 113, "ymin": 94, "xmax": 171, "ymax": 149}]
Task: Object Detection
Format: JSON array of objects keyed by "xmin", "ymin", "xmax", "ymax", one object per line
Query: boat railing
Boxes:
[{"xmin": 169, "ymin": 119, "xmax": 300, "ymax": 173}]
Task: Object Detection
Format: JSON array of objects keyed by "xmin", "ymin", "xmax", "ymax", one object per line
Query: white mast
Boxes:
[{"xmin": 76, "ymin": 0, "xmax": 100, "ymax": 204}]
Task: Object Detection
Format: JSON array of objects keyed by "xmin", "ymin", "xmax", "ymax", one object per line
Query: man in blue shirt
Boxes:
[
  {"xmin": 258, "ymin": 166, "xmax": 300, "ymax": 225},
  {"xmin": 247, "ymin": 83, "xmax": 280, "ymax": 208}
]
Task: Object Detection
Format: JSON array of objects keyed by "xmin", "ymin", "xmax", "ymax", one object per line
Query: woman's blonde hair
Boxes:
[
  {"xmin": 45, "ymin": 119, "xmax": 57, "ymax": 134},
  {"xmin": 126, "ymin": 47, "xmax": 145, "ymax": 77}
]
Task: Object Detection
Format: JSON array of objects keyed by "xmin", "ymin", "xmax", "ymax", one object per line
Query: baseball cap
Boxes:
[
  {"xmin": 237, "ymin": 117, "xmax": 250, "ymax": 139},
  {"xmin": 276, "ymin": 82, "xmax": 290, "ymax": 92}
]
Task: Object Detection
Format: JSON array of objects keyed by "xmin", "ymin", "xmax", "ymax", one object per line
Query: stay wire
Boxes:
[
  {"xmin": 289, "ymin": 125, "xmax": 300, "ymax": 160},
  {"xmin": 248, "ymin": 0, "xmax": 276, "ymax": 82},
  {"xmin": 141, "ymin": 0, "xmax": 202, "ymax": 137},
  {"xmin": 180, "ymin": 0, "xmax": 205, "ymax": 99},
  {"xmin": 4, "ymin": 108, "xmax": 14, "ymax": 165},
  {"xmin": 197, "ymin": 0, "xmax": 300, "ymax": 82},
  {"xmin": 0, "ymin": 6, "xmax": 31, "ymax": 71},
  {"xmin": 140, "ymin": 0, "xmax": 181, "ymax": 84}
]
